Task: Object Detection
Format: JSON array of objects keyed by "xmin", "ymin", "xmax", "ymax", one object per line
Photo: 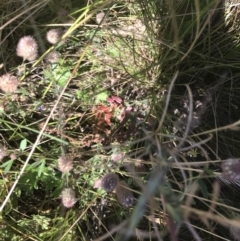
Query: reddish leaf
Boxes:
[
  {"xmin": 108, "ymin": 96, "xmax": 123, "ymax": 104},
  {"xmin": 95, "ymin": 105, "xmax": 113, "ymax": 126}
]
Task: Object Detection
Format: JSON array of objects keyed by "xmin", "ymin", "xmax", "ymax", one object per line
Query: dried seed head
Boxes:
[
  {"xmin": 46, "ymin": 29, "xmax": 63, "ymax": 44},
  {"xmin": 115, "ymin": 181, "xmax": 134, "ymax": 207},
  {"xmin": 0, "ymin": 74, "xmax": 18, "ymax": 93},
  {"xmin": 61, "ymin": 188, "xmax": 77, "ymax": 208},
  {"xmin": 57, "ymin": 9, "xmax": 69, "ymax": 22},
  {"xmin": 17, "ymin": 65, "xmax": 25, "ymax": 76},
  {"xmin": 58, "ymin": 155, "xmax": 73, "ymax": 173},
  {"xmin": 96, "ymin": 12, "xmax": 105, "ymax": 25},
  {"xmin": 221, "ymin": 158, "xmax": 240, "ymax": 181},
  {"xmin": 45, "ymin": 51, "xmax": 61, "ymax": 64},
  {"xmin": 0, "ymin": 146, "xmax": 6, "ymax": 161},
  {"xmin": 134, "ymin": 160, "xmax": 147, "ymax": 173},
  {"xmin": 16, "ymin": 36, "xmax": 38, "ymax": 61},
  {"xmin": 0, "ymin": 103, "xmax": 4, "ymax": 113},
  {"xmin": 230, "ymin": 224, "xmax": 240, "ymax": 241},
  {"xmin": 111, "ymin": 152, "xmax": 124, "ymax": 162},
  {"xmin": 94, "ymin": 173, "xmax": 119, "ymax": 192}
]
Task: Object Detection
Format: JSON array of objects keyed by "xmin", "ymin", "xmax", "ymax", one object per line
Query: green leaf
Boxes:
[
  {"xmin": 38, "ymin": 160, "xmax": 46, "ymax": 177},
  {"xmin": 4, "ymin": 202, "xmax": 12, "ymax": 215},
  {"xmin": 204, "ymin": 166, "xmax": 215, "ymax": 176},
  {"xmin": 19, "ymin": 171, "xmax": 39, "ymax": 194},
  {"xmin": 166, "ymin": 204, "xmax": 182, "ymax": 223},
  {"xmin": 20, "ymin": 139, "xmax": 27, "ymax": 151},
  {"xmin": 43, "ymin": 69, "xmax": 53, "ymax": 80},
  {"xmin": 41, "ymin": 171, "xmax": 62, "ymax": 192},
  {"xmin": 54, "ymin": 69, "xmax": 71, "ymax": 87},
  {"xmin": 0, "ymin": 159, "xmax": 14, "ymax": 174},
  {"xmin": 95, "ymin": 92, "xmax": 109, "ymax": 104},
  {"xmin": 28, "ymin": 160, "xmax": 42, "ymax": 169},
  {"xmin": 33, "ymin": 215, "xmax": 51, "ymax": 230},
  {"xmin": 198, "ymin": 179, "xmax": 208, "ymax": 199}
]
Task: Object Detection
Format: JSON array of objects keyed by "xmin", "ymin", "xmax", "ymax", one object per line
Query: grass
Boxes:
[{"xmin": 1, "ymin": 0, "xmax": 240, "ymax": 240}]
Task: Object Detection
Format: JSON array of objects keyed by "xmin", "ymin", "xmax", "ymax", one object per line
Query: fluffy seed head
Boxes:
[
  {"xmin": 116, "ymin": 181, "xmax": 134, "ymax": 207},
  {"xmin": 45, "ymin": 51, "xmax": 61, "ymax": 64},
  {"xmin": 58, "ymin": 155, "xmax": 73, "ymax": 173},
  {"xmin": 61, "ymin": 188, "xmax": 77, "ymax": 208},
  {"xmin": 0, "ymin": 74, "xmax": 18, "ymax": 93},
  {"xmin": 96, "ymin": 12, "xmax": 105, "ymax": 25},
  {"xmin": 221, "ymin": 158, "xmax": 240, "ymax": 181},
  {"xmin": 111, "ymin": 152, "xmax": 124, "ymax": 162},
  {"xmin": 230, "ymin": 224, "xmax": 240, "ymax": 241},
  {"xmin": 94, "ymin": 173, "xmax": 119, "ymax": 192},
  {"xmin": 46, "ymin": 29, "xmax": 63, "ymax": 44},
  {"xmin": 16, "ymin": 36, "xmax": 38, "ymax": 61},
  {"xmin": 0, "ymin": 146, "xmax": 6, "ymax": 161}
]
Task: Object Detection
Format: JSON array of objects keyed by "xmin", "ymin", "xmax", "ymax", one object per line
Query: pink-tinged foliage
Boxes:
[
  {"xmin": 94, "ymin": 96, "xmax": 125, "ymax": 131},
  {"xmin": 95, "ymin": 104, "xmax": 112, "ymax": 127},
  {"xmin": 108, "ymin": 96, "xmax": 123, "ymax": 105}
]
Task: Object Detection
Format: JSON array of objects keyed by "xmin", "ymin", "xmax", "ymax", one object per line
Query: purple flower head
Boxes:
[
  {"xmin": 230, "ymin": 224, "xmax": 240, "ymax": 241},
  {"xmin": 116, "ymin": 181, "xmax": 134, "ymax": 207},
  {"xmin": 221, "ymin": 158, "xmax": 240, "ymax": 181},
  {"xmin": 94, "ymin": 173, "xmax": 119, "ymax": 192}
]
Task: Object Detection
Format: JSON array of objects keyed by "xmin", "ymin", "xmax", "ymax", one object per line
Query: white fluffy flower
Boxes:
[
  {"xmin": 58, "ymin": 155, "xmax": 73, "ymax": 173},
  {"xmin": 0, "ymin": 74, "xmax": 18, "ymax": 93},
  {"xmin": 46, "ymin": 29, "xmax": 63, "ymax": 44},
  {"xmin": 16, "ymin": 36, "xmax": 38, "ymax": 61},
  {"xmin": 61, "ymin": 188, "xmax": 77, "ymax": 208},
  {"xmin": 45, "ymin": 51, "xmax": 61, "ymax": 64}
]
